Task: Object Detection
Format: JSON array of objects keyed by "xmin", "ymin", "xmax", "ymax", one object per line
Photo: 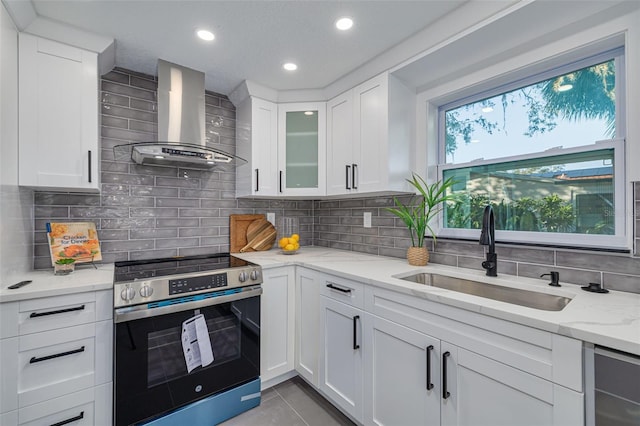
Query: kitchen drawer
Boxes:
[
  {"xmin": 1, "ymin": 382, "xmax": 112, "ymax": 426},
  {"xmin": 17, "ymin": 293, "xmax": 98, "ymax": 336},
  {"xmin": 319, "ymin": 273, "xmax": 365, "ymax": 309},
  {"xmin": 0, "ymin": 322, "xmax": 110, "ymax": 411}
]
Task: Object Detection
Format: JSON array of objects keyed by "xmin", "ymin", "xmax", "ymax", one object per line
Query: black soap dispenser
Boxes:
[{"xmin": 540, "ymin": 271, "xmax": 561, "ymax": 287}]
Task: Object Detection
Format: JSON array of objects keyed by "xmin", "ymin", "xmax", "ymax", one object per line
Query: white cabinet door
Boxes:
[
  {"xmin": 277, "ymin": 102, "xmax": 326, "ymax": 197},
  {"xmin": 440, "ymin": 342, "xmax": 584, "ymax": 426},
  {"xmin": 363, "ymin": 313, "xmax": 441, "ymax": 426},
  {"xmin": 319, "ymin": 296, "xmax": 363, "ymax": 423},
  {"xmin": 326, "ymin": 91, "xmax": 354, "ymax": 195},
  {"xmin": 18, "ymin": 33, "xmax": 99, "ymax": 192},
  {"xmin": 261, "ymin": 267, "xmax": 295, "ymax": 384},
  {"xmin": 295, "ymin": 268, "xmax": 321, "ymax": 387},
  {"xmin": 235, "ymin": 97, "xmax": 278, "ymax": 197},
  {"xmin": 353, "ymin": 74, "xmax": 388, "ymax": 193}
]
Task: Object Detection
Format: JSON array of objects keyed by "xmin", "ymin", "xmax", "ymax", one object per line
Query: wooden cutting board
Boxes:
[
  {"xmin": 229, "ymin": 214, "xmax": 264, "ymax": 253},
  {"xmin": 240, "ymin": 219, "xmax": 276, "ymax": 252}
]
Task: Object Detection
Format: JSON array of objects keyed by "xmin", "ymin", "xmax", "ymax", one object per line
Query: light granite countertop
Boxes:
[
  {"xmin": 0, "ymin": 263, "xmax": 114, "ymax": 303},
  {"xmin": 233, "ymin": 247, "xmax": 640, "ymax": 355},
  {"xmin": 2, "ymin": 248, "xmax": 638, "ymax": 355}
]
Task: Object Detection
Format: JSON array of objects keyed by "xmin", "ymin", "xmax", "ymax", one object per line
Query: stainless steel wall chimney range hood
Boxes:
[{"xmin": 113, "ymin": 60, "xmax": 245, "ymax": 169}]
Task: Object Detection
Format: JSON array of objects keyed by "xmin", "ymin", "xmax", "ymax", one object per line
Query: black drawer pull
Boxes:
[
  {"xmin": 30, "ymin": 346, "xmax": 85, "ymax": 364},
  {"xmin": 442, "ymin": 351, "xmax": 451, "ymax": 399},
  {"xmin": 326, "ymin": 283, "xmax": 351, "ymax": 293},
  {"xmin": 426, "ymin": 345, "xmax": 434, "ymax": 390},
  {"xmin": 353, "ymin": 315, "xmax": 360, "ymax": 350},
  {"xmin": 50, "ymin": 411, "xmax": 84, "ymax": 426},
  {"xmin": 30, "ymin": 305, "xmax": 85, "ymax": 318},
  {"xmin": 279, "ymin": 171, "xmax": 283, "ymax": 193}
]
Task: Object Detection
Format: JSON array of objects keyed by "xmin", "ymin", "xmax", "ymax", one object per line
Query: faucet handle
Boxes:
[{"xmin": 540, "ymin": 271, "xmax": 560, "ymax": 287}]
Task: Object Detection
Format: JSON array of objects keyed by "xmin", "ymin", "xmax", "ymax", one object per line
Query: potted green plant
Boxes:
[
  {"xmin": 386, "ymin": 174, "xmax": 456, "ymax": 266},
  {"xmin": 54, "ymin": 258, "xmax": 76, "ymax": 275}
]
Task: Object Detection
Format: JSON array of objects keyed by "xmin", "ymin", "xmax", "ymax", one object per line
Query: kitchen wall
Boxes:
[
  {"xmin": 30, "ymin": 67, "xmax": 639, "ymax": 294},
  {"xmin": 314, "ymin": 190, "xmax": 640, "ymax": 294},
  {"xmin": 0, "ymin": 2, "xmax": 33, "ymax": 280},
  {"xmin": 32, "ymin": 68, "xmax": 312, "ymax": 269}
]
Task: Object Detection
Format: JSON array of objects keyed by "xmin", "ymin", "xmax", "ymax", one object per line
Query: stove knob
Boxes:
[
  {"xmin": 250, "ymin": 269, "xmax": 260, "ymax": 281},
  {"xmin": 120, "ymin": 286, "xmax": 136, "ymax": 302},
  {"xmin": 139, "ymin": 285, "xmax": 153, "ymax": 298},
  {"xmin": 238, "ymin": 271, "xmax": 248, "ymax": 282}
]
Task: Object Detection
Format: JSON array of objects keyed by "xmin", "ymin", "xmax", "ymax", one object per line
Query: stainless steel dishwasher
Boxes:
[{"xmin": 585, "ymin": 345, "xmax": 640, "ymax": 426}]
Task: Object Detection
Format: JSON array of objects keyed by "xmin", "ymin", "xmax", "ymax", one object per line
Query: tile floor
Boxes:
[{"xmin": 219, "ymin": 376, "xmax": 356, "ymax": 426}]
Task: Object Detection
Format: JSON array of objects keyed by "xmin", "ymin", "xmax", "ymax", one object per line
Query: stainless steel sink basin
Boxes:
[{"xmin": 399, "ymin": 273, "xmax": 572, "ymax": 311}]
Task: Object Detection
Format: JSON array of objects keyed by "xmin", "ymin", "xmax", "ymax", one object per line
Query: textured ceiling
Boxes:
[{"xmin": 30, "ymin": 0, "xmax": 466, "ymax": 95}]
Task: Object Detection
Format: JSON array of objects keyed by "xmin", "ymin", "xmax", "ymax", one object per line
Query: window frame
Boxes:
[{"xmin": 435, "ymin": 49, "xmax": 627, "ymax": 250}]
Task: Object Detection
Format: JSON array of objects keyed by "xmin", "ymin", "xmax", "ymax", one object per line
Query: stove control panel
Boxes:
[{"xmin": 169, "ymin": 273, "xmax": 228, "ymax": 295}]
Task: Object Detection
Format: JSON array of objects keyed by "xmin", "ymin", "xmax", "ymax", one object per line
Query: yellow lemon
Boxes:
[
  {"xmin": 291, "ymin": 233, "xmax": 300, "ymax": 242},
  {"xmin": 284, "ymin": 243, "xmax": 295, "ymax": 251},
  {"xmin": 293, "ymin": 242, "xmax": 300, "ymax": 250},
  {"xmin": 278, "ymin": 237, "xmax": 288, "ymax": 248},
  {"xmin": 287, "ymin": 237, "xmax": 296, "ymax": 245}
]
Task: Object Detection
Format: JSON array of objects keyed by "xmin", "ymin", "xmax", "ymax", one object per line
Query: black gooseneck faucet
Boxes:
[{"xmin": 479, "ymin": 205, "xmax": 498, "ymax": 277}]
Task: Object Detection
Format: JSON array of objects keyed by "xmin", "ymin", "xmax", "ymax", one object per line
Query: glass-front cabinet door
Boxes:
[{"xmin": 277, "ymin": 102, "xmax": 326, "ymax": 196}]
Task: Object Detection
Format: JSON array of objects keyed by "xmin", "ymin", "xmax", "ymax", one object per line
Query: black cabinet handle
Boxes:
[
  {"xmin": 326, "ymin": 283, "xmax": 351, "ymax": 293},
  {"xmin": 345, "ymin": 165, "xmax": 351, "ymax": 190},
  {"xmin": 426, "ymin": 345, "xmax": 434, "ymax": 390},
  {"xmin": 353, "ymin": 315, "xmax": 360, "ymax": 350},
  {"xmin": 352, "ymin": 163, "xmax": 358, "ymax": 189},
  {"xmin": 30, "ymin": 346, "xmax": 85, "ymax": 364},
  {"xmin": 442, "ymin": 351, "xmax": 451, "ymax": 399},
  {"xmin": 88, "ymin": 150, "xmax": 92, "ymax": 183},
  {"xmin": 255, "ymin": 168, "xmax": 259, "ymax": 192},
  {"xmin": 50, "ymin": 411, "xmax": 84, "ymax": 426},
  {"xmin": 30, "ymin": 305, "xmax": 85, "ymax": 318},
  {"xmin": 279, "ymin": 171, "xmax": 283, "ymax": 193}
]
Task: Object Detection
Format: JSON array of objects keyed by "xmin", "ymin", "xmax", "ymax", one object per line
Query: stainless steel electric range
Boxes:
[{"xmin": 113, "ymin": 253, "xmax": 263, "ymax": 426}]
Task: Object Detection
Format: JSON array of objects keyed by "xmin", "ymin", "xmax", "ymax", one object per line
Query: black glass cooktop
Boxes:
[{"xmin": 113, "ymin": 253, "xmax": 253, "ymax": 284}]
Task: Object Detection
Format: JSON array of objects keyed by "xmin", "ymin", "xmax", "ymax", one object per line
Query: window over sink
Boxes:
[{"xmin": 437, "ymin": 48, "xmax": 627, "ymax": 249}]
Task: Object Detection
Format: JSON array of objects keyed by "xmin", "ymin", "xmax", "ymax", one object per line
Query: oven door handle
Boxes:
[{"xmin": 114, "ymin": 285, "xmax": 262, "ymax": 323}]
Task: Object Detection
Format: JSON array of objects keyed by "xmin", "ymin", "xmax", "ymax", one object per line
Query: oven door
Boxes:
[{"xmin": 114, "ymin": 286, "xmax": 261, "ymax": 426}]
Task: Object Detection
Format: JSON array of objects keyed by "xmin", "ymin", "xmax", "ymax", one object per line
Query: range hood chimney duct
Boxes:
[{"xmin": 158, "ymin": 59, "xmax": 205, "ymax": 146}]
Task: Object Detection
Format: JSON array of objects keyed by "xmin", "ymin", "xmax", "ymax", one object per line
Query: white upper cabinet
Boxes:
[
  {"xmin": 18, "ymin": 33, "xmax": 100, "ymax": 192},
  {"xmin": 277, "ymin": 102, "xmax": 326, "ymax": 197},
  {"xmin": 235, "ymin": 97, "xmax": 279, "ymax": 197},
  {"xmin": 327, "ymin": 72, "xmax": 413, "ymax": 196},
  {"xmin": 326, "ymin": 91, "xmax": 354, "ymax": 195}
]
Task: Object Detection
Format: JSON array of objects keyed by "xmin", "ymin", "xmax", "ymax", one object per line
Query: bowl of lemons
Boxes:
[{"xmin": 278, "ymin": 233, "xmax": 300, "ymax": 254}]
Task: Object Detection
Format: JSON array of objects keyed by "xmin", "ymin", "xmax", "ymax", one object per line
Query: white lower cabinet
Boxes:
[
  {"xmin": 319, "ymin": 295, "xmax": 364, "ymax": 423},
  {"xmin": 294, "ymin": 268, "xmax": 321, "ymax": 387},
  {"xmin": 363, "ymin": 313, "xmax": 440, "ymax": 426},
  {"xmin": 0, "ymin": 290, "xmax": 112, "ymax": 426},
  {"xmin": 440, "ymin": 342, "xmax": 583, "ymax": 426},
  {"xmin": 261, "ymin": 266, "xmax": 296, "ymax": 385}
]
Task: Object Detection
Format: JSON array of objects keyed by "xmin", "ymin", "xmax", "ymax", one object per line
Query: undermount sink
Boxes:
[{"xmin": 398, "ymin": 273, "xmax": 572, "ymax": 311}]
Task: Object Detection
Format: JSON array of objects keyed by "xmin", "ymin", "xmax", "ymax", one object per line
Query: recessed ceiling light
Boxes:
[
  {"xmin": 304, "ymin": 111, "xmax": 314, "ymax": 116},
  {"xmin": 283, "ymin": 62, "xmax": 298, "ymax": 71},
  {"xmin": 557, "ymin": 84, "xmax": 573, "ymax": 92},
  {"xmin": 196, "ymin": 29, "xmax": 215, "ymax": 41},
  {"xmin": 335, "ymin": 17, "xmax": 353, "ymax": 31},
  {"xmin": 471, "ymin": 139, "xmax": 480, "ymax": 143},
  {"xmin": 481, "ymin": 106, "xmax": 494, "ymax": 113}
]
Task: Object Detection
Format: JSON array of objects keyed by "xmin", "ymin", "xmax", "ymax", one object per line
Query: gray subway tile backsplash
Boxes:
[{"xmin": 29, "ymin": 68, "xmax": 639, "ymax": 294}]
